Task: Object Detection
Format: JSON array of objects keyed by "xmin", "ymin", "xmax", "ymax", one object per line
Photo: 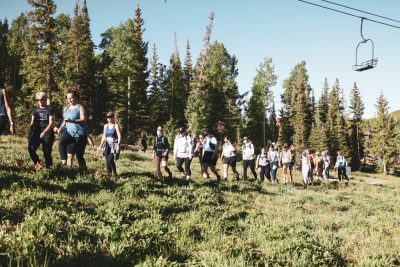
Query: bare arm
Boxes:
[
  {"xmin": 2, "ymin": 89, "xmax": 14, "ymax": 134},
  {"xmin": 98, "ymin": 125, "xmax": 106, "ymax": 148},
  {"xmin": 115, "ymin": 123, "xmax": 122, "ymax": 152}
]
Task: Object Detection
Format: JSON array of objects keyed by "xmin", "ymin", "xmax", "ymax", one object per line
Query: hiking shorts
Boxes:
[
  {"xmin": 155, "ymin": 155, "xmax": 169, "ymax": 167},
  {"xmin": 202, "ymin": 151, "xmax": 217, "ymax": 166},
  {"xmin": 223, "ymin": 155, "xmax": 237, "ymax": 168}
]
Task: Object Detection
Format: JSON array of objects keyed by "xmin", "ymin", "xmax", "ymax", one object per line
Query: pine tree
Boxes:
[
  {"xmin": 245, "ymin": 57, "xmax": 277, "ymax": 148},
  {"xmin": 349, "ymin": 82, "xmax": 365, "ymax": 170},
  {"xmin": 183, "ymin": 40, "xmax": 193, "ymax": 95},
  {"xmin": 186, "ymin": 42, "xmax": 241, "ymax": 141},
  {"xmin": 53, "ymin": 13, "xmax": 71, "ymax": 110},
  {"xmin": 6, "ymin": 14, "xmax": 28, "ymax": 107},
  {"xmin": 278, "ymin": 61, "xmax": 312, "ymax": 147},
  {"xmin": 291, "ymin": 66, "xmax": 312, "ymax": 150},
  {"xmin": 268, "ymin": 101, "xmax": 278, "ymax": 142},
  {"xmin": 317, "ymin": 78, "xmax": 329, "ymax": 124},
  {"xmin": 19, "ymin": 0, "xmax": 57, "ymax": 131},
  {"xmin": 148, "ymin": 44, "xmax": 169, "ymax": 130},
  {"xmin": 130, "ymin": 6, "xmax": 149, "ymax": 134},
  {"xmin": 0, "ymin": 19, "xmax": 9, "ymax": 89},
  {"xmin": 309, "ymin": 94, "xmax": 329, "ymax": 153},
  {"xmin": 100, "ymin": 6, "xmax": 148, "ymax": 140},
  {"xmin": 65, "ymin": 0, "xmax": 97, "ymax": 125},
  {"xmin": 166, "ymin": 40, "xmax": 186, "ymax": 125},
  {"xmin": 370, "ymin": 93, "xmax": 398, "ymax": 175},
  {"xmin": 326, "ymin": 79, "xmax": 350, "ymax": 159}
]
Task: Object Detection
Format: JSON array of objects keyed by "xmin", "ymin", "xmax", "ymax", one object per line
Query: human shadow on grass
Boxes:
[
  {"xmin": 120, "ymin": 152, "xmax": 147, "ymax": 162},
  {"xmin": 118, "ymin": 170, "xmax": 156, "ymax": 180},
  {"xmin": 0, "ymin": 172, "xmax": 65, "ymax": 193}
]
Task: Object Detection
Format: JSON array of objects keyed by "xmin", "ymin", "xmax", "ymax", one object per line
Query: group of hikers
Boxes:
[
  {"xmin": 1, "ymin": 88, "xmax": 121, "ymax": 176},
  {"xmin": 1, "ymin": 87, "xmax": 350, "ymax": 184},
  {"xmin": 153, "ymin": 126, "xmax": 350, "ymax": 184}
]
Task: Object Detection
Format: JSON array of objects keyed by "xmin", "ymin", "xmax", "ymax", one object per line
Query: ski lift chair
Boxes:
[{"xmin": 353, "ymin": 18, "xmax": 378, "ymax": 72}]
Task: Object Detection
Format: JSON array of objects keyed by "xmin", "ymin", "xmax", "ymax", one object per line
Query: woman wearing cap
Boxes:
[
  {"xmin": 173, "ymin": 126, "xmax": 193, "ymax": 180},
  {"xmin": 221, "ymin": 136, "xmax": 239, "ymax": 181},
  {"xmin": 27, "ymin": 92, "xmax": 55, "ymax": 171},
  {"xmin": 57, "ymin": 88, "xmax": 88, "ymax": 170},
  {"xmin": 153, "ymin": 126, "xmax": 172, "ymax": 179},
  {"xmin": 242, "ymin": 137, "xmax": 257, "ymax": 180},
  {"xmin": 201, "ymin": 131, "xmax": 221, "ymax": 180},
  {"xmin": 98, "ymin": 112, "xmax": 121, "ymax": 176}
]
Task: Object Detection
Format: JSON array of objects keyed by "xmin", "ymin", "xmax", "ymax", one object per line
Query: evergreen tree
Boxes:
[
  {"xmin": 245, "ymin": 57, "xmax": 277, "ymax": 148},
  {"xmin": 278, "ymin": 61, "xmax": 312, "ymax": 147},
  {"xmin": 6, "ymin": 14, "xmax": 28, "ymax": 106},
  {"xmin": 130, "ymin": 6, "xmax": 149, "ymax": 134},
  {"xmin": 183, "ymin": 40, "xmax": 193, "ymax": 94},
  {"xmin": 148, "ymin": 44, "xmax": 169, "ymax": 130},
  {"xmin": 0, "ymin": 19, "xmax": 9, "ymax": 88},
  {"xmin": 53, "ymin": 13, "xmax": 71, "ymax": 109},
  {"xmin": 100, "ymin": 6, "xmax": 149, "ymax": 140},
  {"xmin": 166, "ymin": 50, "xmax": 186, "ymax": 125},
  {"xmin": 370, "ymin": 93, "xmax": 398, "ymax": 175},
  {"xmin": 186, "ymin": 42, "xmax": 241, "ymax": 141},
  {"xmin": 65, "ymin": 0, "xmax": 97, "ymax": 124},
  {"xmin": 19, "ymin": 0, "xmax": 57, "ymax": 131},
  {"xmin": 291, "ymin": 66, "xmax": 312, "ymax": 150},
  {"xmin": 309, "ymin": 94, "xmax": 329, "ymax": 153},
  {"xmin": 349, "ymin": 82, "xmax": 365, "ymax": 170},
  {"xmin": 268, "ymin": 101, "xmax": 278, "ymax": 142},
  {"xmin": 317, "ymin": 78, "xmax": 329, "ymax": 124},
  {"xmin": 326, "ymin": 79, "xmax": 350, "ymax": 159}
]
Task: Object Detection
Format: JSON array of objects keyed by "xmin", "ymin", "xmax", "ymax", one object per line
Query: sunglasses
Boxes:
[{"xmin": 36, "ymin": 98, "xmax": 46, "ymax": 101}]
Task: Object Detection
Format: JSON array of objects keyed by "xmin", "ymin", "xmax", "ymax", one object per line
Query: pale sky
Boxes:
[{"xmin": 2, "ymin": 0, "xmax": 400, "ymax": 118}]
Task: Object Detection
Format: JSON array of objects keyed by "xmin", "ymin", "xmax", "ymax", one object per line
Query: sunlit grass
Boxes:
[{"xmin": 0, "ymin": 135, "xmax": 399, "ymax": 266}]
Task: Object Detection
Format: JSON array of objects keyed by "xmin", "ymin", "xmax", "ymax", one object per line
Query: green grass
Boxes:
[{"xmin": 1, "ymin": 136, "xmax": 400, "ymax": 266}]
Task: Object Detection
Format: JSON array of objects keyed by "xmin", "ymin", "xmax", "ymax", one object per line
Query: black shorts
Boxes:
[
  {"xmin": 223, "ymin": 156, "xmax": 237, "ymax": 167},
  {"xmin": 202, "ymin": 151, "xmax": 217, "ymax": 166},
  {"xmin": 0, "ymin": 116, "xmax": 7, "ymax": 135}
]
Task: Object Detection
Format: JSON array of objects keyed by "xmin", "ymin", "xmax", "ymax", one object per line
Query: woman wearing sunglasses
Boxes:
[{"xmin": 27, "ymin": 92, "xmax": 55, "ymax": 171}]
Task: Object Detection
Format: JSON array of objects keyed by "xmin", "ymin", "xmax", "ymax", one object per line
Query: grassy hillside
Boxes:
[{"xmin": 1, "ymin": 136, "xmax": 400, "ymax": 266}]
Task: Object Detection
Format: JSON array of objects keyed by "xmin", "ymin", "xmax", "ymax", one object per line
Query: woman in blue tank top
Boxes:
[
  {"xmin": 57, "ymin": 88, "xmax": 88, "ymax": 170},
  {"xmin": 98, "ymin": 111, "xmax": 121, "ymax": 176}
]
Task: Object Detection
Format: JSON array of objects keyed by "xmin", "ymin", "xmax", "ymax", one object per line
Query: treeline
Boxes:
[{"xmin": 0, "ymin": 1, "xmax": 398, "ymax": 174}]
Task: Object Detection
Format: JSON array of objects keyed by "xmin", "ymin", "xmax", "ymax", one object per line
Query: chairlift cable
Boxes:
[
  {"xmin": 320, "ymin": 0, "xmax": 400, "ymax": 24},
  {"xmin": 297, "ymin": 0, "xmax": 400, "ymax": 29}
]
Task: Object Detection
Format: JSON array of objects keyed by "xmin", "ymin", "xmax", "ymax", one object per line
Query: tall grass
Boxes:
[{"xmin": 0, "ymin": 136, "xmax": 399, "ymax": 266}]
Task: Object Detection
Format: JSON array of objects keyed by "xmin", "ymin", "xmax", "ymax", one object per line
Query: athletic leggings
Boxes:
[
  {"xmin": 243, "ymin": 159, "xmax": 257, "ymax": 179},
  {"xmin": 323, "ymin": 165, "xmax": 330, "ymax": 181},
  {"xmin": 338, "ymin": 166, "xmax": 348, "ymax": 181},
  {"xmin": 59, "ymin": 132, "xmax": 87, "ymax": 169},
  {"xmin": 104, "ymin": 145, "xmax": 117, "ymax": 174},
  {"xmin": 28, "ymin": 133, "xmax": 54, "ymax": 168},
  {"xmin": 302, "ymin": 164, "xmax": 310, "ymax": 184},
  {"xmin": 176, "ymin": 157, "xmax": 192, "ymax": 177},
  {"xmin": 259, "ymin": 164, "xmax": 271, "ymax": 181},
  {"xmin": 270, "ymin": 161, "xmax": 278, "ymax": 181}
]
